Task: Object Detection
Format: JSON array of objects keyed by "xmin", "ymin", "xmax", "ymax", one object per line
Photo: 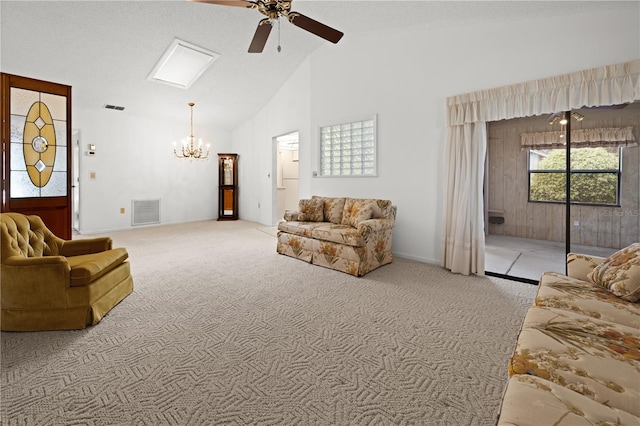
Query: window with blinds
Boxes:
[{"xmin": 320, "ymin": 117, "xmax": 376, "ymax": 176}]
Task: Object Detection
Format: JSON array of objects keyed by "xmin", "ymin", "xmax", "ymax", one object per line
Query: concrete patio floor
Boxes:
[{"xmin": 485, "ymin": 234, "xmax": 616, "ymax": 282}]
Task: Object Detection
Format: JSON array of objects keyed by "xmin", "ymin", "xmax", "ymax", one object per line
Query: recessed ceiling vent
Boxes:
[{"xmin": 104, "ymin": 104, "xmax": 125, "ymax": 111}]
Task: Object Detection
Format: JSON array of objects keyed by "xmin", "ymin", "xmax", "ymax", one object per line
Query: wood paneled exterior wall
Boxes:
[{"xmin": 487, "ymin": 105, "xmax": 640, "ymax": 249}]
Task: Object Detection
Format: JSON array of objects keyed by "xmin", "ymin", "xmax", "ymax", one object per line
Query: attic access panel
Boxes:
[{"xmin": 147, "ymin": 38, "xmax": 220, "ymax": 89}]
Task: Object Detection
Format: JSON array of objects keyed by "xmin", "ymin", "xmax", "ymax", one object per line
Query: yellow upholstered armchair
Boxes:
[{"xmin": 1, "ymin": 212, "xmax": 133, "ymax": 331}]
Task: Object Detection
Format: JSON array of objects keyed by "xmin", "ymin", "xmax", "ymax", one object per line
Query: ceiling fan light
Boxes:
[
  {"xmin": 571, "ymin": 112, "xmax": 585, "ymax": 121},
  {"xmin": 548, "ymin": 112, "xmax": 561, "ymax": 125}
]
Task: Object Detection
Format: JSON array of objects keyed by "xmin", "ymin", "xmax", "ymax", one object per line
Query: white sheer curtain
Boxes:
[{"xmin": 442, "ymin": 59, "xmax": 640, "ymax": 276}]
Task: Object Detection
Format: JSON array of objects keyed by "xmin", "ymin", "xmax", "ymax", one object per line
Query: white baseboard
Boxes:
[
  {"xmin": 77, "ymin": 217, "xmax": 216, "ymax": 236},
  {"xmin": 393, "ymin": 252, "xmax": 440, "ymax": 266}
]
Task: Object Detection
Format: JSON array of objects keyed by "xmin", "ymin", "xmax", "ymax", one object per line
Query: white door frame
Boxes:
[
  {"xmin": 272, "ymin": 131, "xmax": 299, "ymax": 225},
  {"xmin": 72, "ymin": 129, "xmax": 81, "ymax": 233}
]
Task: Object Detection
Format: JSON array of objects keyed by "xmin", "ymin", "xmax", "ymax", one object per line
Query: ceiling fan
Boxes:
[{"xmin": 190, "ymin": 0, "xmax": 344, "ymax": 53}]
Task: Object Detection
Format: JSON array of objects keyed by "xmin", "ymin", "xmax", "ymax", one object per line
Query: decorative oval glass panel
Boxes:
[{"xmin": 23, "ymin": 101, "xmax": 56, "ymax": 187}]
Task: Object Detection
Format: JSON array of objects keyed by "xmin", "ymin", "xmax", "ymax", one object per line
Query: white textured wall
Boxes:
[
  {"xmin": 75, "ymin": 107, "xmax": 231, "ymax": 233},
  {"xmin": 233, "ymin": 58, "xmax": 312, "ymax": 226},
  {"xmin": 232, "ymin": 7, "xmax": 640, "ymax": 264}
]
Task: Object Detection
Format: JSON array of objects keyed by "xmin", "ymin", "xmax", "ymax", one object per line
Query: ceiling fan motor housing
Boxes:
[{"xmin": 256, "ymin": 0, "xmax": 292, "ymax": 20}]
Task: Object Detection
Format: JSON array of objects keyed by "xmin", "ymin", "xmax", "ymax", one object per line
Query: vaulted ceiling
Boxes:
[{"xmin": 1, "ymin": 1, "xmax": 627, "ymax": 130}]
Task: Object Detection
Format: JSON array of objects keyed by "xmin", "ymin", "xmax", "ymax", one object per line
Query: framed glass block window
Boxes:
[{"xmin": 319, "ymin": 116, "xmax": 377, "ymax": 177}]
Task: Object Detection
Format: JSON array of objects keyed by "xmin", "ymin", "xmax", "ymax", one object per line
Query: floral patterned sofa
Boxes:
[
  {"xmin": 276, "ymin": 196, "xmax": 396, "ymax": 276},
  {"xmin": 497, "ymin": 243, "xmax": 640, "ymax": 425}
]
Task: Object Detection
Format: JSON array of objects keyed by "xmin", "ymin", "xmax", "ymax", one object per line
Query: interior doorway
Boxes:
[
  {"xmin": 485, "ymin": 103, "xmax": 639, "ymax": 282},
  {"xmin": 273, "ymin": 131, "xmax": 299, "ymax": 225}
]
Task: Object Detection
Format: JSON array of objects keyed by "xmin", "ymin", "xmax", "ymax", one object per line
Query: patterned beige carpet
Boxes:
[{"xmin": 1, "ymin": 220, "xmax": 536, "ymax": 425}]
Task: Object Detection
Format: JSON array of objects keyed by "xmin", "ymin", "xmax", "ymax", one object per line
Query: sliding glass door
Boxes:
[{"xmin": 485, "ymin": 103, "xmax": 639, "ymax": 283}]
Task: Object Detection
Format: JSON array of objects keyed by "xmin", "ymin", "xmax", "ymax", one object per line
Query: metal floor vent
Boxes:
[{"xmin": 132, "ymin": 199, "xmax": 160, "ymax": 226}]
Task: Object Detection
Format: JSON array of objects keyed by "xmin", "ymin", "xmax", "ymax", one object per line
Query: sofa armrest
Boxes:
[
  {"xmin": 567, "ymin": 253, "xmax": 606, "ymax": 282},
  {"xmin": 1, "ymin": 255, "xmax": 71, "ymax": 309},
  {"xmin": 60, "ymin": 237, "xmax": 113, "ymax": 257},
  {"xmin": 357, "ymin": 218, "xmax": 395, "ymax": 234},
  {"xmin": 3, "ymin": 255, "xmax": 68, "ymax": 267},
  {"xmin": 283, "ymin": 210, "xmax": 299, "ymax": 221}
]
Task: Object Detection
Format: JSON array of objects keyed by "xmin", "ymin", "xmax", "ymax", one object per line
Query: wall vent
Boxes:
[{"xmin": 132, "ymin": 199, "xmax": 160, "ymax": 226}]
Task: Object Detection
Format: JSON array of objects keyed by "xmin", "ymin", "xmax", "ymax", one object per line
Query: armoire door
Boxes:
[{"xmin": 1, "ymin": 74, "xmax": 72, "ymax": 239}]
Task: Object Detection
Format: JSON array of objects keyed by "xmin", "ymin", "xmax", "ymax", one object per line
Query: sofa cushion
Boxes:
[
  {"xmin": 67, "ymin": 261, "xmax": 132, "ymax": 307},
  {"xmin": 536, "ymin": 271, "xmax": 640, "ymax": 328},
  {"xmin": 277, "ymin": 221, "xmax": 325, "ymax": 238},
  {"xmin": 67, "ymin": 248, "xmax": 129, "ymax": 287},
  {"xmin": 509, "ymin": 306, "xmax": 640, "ymax": 416},
  {"xmin": 313, "ymin": 196, "xmax": 346, "ymax": 224},
  {"xmin": 588, "ymin": 243, "xmax": 640, "ymax": 303},
  {"xmin": 498, "ymin": 375, "xmax": 640, "ymax": 426},
  {"xmin": 297, "ymin": 198, "xmax": 324, "ymax": 222},
  {"xmin": 311, "ymin": 223, "xmax": 364, "ymax": 247},
  {"xmin": 341, "ymin": 198, "xmax": 374, "ymax": 227}
]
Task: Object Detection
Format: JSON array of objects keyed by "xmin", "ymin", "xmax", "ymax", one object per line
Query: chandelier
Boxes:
[{"xmin": 173, "ymin": 102, "xmax": 210, "ymax": 160}]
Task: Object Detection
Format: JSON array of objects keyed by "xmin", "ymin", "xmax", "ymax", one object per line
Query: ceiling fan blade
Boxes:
[
  {"xmin": 189, "ymin": 0, "xmax": 255, "ymax": 8},
  {"xmin": 248, "ymin": 19, "xmax": 272, "ymax": 53},
  {"xmin": 288, "ymin": 12, "xmax": 343, "ymax": 44}
]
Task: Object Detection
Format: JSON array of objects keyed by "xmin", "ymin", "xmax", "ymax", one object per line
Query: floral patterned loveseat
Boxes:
[
  {"xmin": 277, "ymin": 196, "xmax": 396, "ymax": 276},
  {"xmin": 497, "ymin": 243, "xmax": 640, "ymax": 425}
]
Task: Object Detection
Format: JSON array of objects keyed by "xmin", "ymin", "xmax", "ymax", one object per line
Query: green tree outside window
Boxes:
[{"xmin": 529, "ymin": 147, "xmax": 620, "ymax": 205}]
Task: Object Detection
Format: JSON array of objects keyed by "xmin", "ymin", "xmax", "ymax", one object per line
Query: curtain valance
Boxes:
[
  {"xmin": 447, "ymin": 60, "xmax": 640, "ymax": 125},
  {"xmin": 520, "ymin": 126, "xmax": 637, "ymax": 150}
]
